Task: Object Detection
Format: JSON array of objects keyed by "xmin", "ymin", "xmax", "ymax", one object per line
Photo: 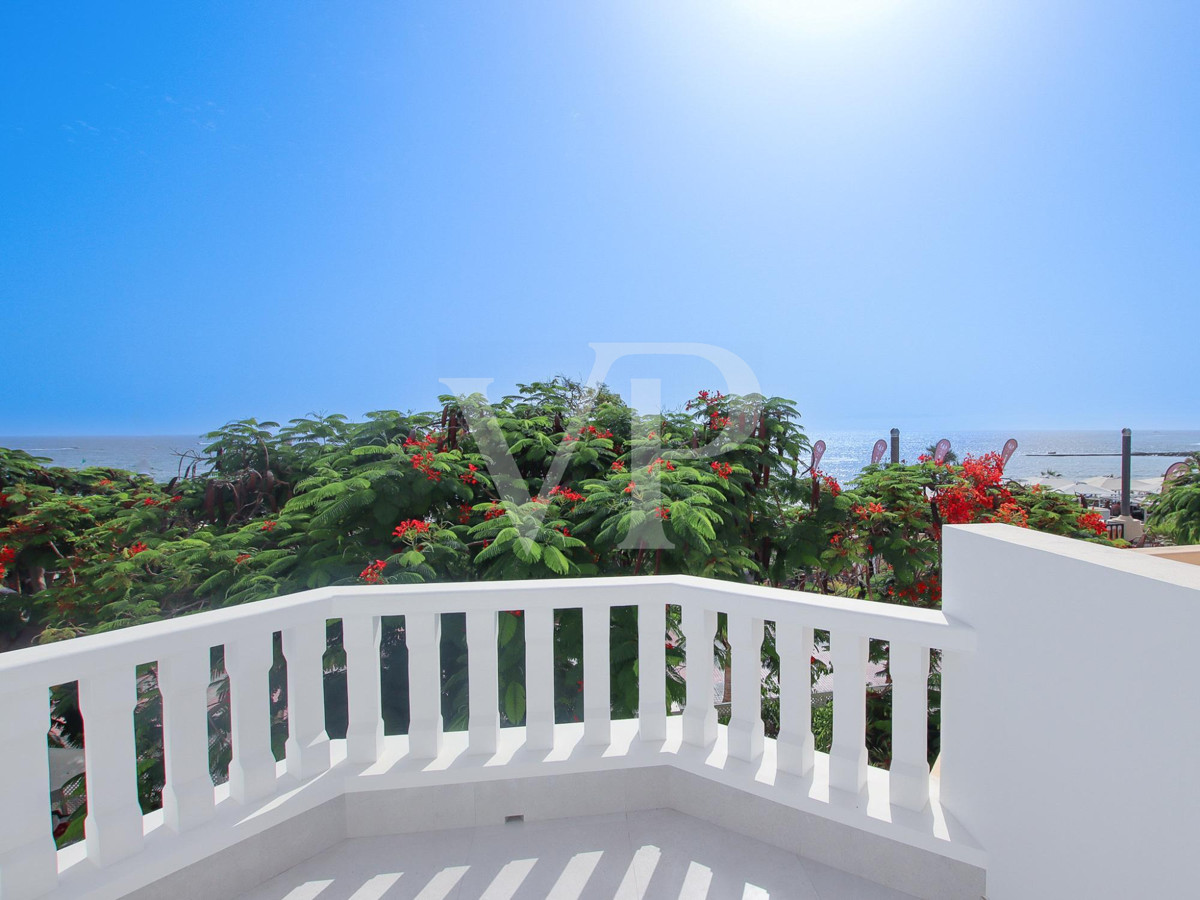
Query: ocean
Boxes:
[{"xmin": 1, "ymin": 430, "xmax": 1197, "ymax": 486}]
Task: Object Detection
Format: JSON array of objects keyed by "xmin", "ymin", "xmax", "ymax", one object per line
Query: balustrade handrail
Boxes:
[
  {"xmin": 0, "ymin": 575, "xmax": 971, "ymax": 693},
  {"xmin": 0, "ymin": 572, "xmax": 973, "ymax": 900}
]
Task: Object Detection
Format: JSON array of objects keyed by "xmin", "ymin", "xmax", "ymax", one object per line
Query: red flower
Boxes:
[
  {"xmin": 610, "ymin": 459, "xmax": 625, "ymax": 472},
  {"xmin": 142, "ymin": 497, "xmax": 159, "ymax": 507},
  {"xmin": 235, "ymin": 553, "xmax": 251, "ymax": 564},
  {"xmin": 394, "ymin": 519, "xmax": 431, "ymax": 539},
  {"xmin": 170, "ymin": 495, "xmax": 183, "ymax": 503},
  {"xmin": 128, "ymin": 542, "xmax": 148, "ymax": 556},
  {"xmin": 411, "ymin": 450, "xmax": 441, "ymax": 481},
  {"xmin": 261, "ymin": 520, "xmax": 277, "ymax": 532},
  {"xmin": 458, "ymin": 504, "xmax": 473, "ymax": 524},
  {"xmin": 0, "ymin": 546, "xmax": 15, "ymax": 565},
  {"xmin": 710, "ymin": 461, "xmax": 732, "ymax": 479},
  {"xmin": 359, "ymin": 559, "xmax": 387, "ymax": 584},
  {"xmin": 653, "ymin": 506, "xmax": 670, "ymax": 519},
  {"xmin": 623, "ymin": 481, "xmax": 635, "ymax": 494},
  {"xmin": 483, "ymin": 503, "xmax": 506, "ymax": 521}
]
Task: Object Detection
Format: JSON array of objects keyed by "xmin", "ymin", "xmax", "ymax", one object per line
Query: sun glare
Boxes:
[{"xmin": 744, "ymin": 0, "xmax": 900, "ymax": 36}]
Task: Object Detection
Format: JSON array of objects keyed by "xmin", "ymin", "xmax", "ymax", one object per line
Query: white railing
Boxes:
[{"xmin": 0, "ymin": 573, "xmax": 974, "ymax": 900}]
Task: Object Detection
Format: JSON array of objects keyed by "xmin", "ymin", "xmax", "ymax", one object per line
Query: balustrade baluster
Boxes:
[
  {"xmin": 728, "ymin": 613, "xmax": 765, "ymax": 762},
  {"xmin": 0, "ymin": 686, "xmax": 57, "ymax": 898},
  {"xmin": 79, "ymin": 664, "xmax": 144, "ymax": 865},
  {"xmin": 829, "ymin": 631, "xmax": 870, "ymax": 797},
  {"xmin": 282, "ymin": 621, "xmax": 331, "ymax": 780},
  {"xmin": 158, "ymin": 647, "xmax": 216, "ymax": 831},
  {"xmin": 776, "ymin": 622, "xmax": 815, "ymax": 777},
  {"xmin": 467, "ymin": 609, "xmax": 500, "ymax": 754},
  {"xmin": 888, "ymin": 640, "xmax": 931, "ymax": 810},
  {"xmin": 582, "ymin": 604, "xmax": 612, "ymax": 745},
  {"xmin": 524, "ymin": 605, "xmax": 555, "ymax": 750},
  {"xmin": 343, "ymin": 614, "xmax": 385, "ymax": 764},
  {"xmin": 637, "ymin": 600, "xmax": 667, "ymax": 742},
  {"xmin": 406, "ymin": 612, "xmax": 443, "ymax": 759},
  {"xmin": 225, "ymin": 635, "xmax": 278, "ymax": 803},
  {"xmin": 682, "ymin": 604, "xmax": 718, "ymax": 748}
]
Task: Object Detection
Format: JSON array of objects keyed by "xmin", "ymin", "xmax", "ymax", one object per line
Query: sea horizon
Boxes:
[{"xmin": 3, "ymin": 428, "xmax": 1197, "ymax": 486}]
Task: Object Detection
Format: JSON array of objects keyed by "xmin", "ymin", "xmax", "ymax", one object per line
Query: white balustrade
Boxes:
[
  {"xmin": 79, "ymin": 664, "xmax": 144, "ymax": 865},
  {"xmin": 405, "ymin": 612, "xmax": 443, "ymax": 759},
  {"xmin": 524, "ymin": 605, "xmax": 556, "ymax": 750},
  {"xmin": 225, "ymin": 635, "xmax": 278, "ymax": 803},
  {"xmin": 582, "ymin": 603, "xmax": 612, "ymax": 745},
  {"xmin": 682, "ymin": 603, "xmax": 718, "ymax": 748},
  {"xmin": 888, "ymin": 641, "xmax": 931, "ymax": 810},
  {"xmin": 466, "ymin": 609, "xmax": 500, "ymax": 754},
  {"xmin": 727, "ymin": 612, "xmax": 765, "ymax": 762},
  {"xmin": 775, "ymin": 622, "xmax": 815, "ymax": 776},
  {"xmin": 0, "ymin": 686, "xmax": 57, "ymax": 899},
  {"xmin": 828, "ymin": 632, "xmax": 870, "ymax": 797},
  {"xmin": 283, "ymin": 620, "xmax": 332, "ymax": 780},
  {"xmin": 343, "ymin": 614, "xmax": 385, "ymax": 764},
  {"xmin": 158, "ymin": 647, "xmax": 216, "ymax": 831},
  {"xmin": 0, "ymin": 572, "xmax": 982, "ymax": 900},
  {"xmin": 637, "ymin": 600, "xmax": 667, "ymax": 742}
]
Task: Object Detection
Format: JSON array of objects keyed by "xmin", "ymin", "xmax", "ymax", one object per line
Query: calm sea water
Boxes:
[{"xmin": 1, "ymin": 430, "xmax": 1197, "ymax": 485}]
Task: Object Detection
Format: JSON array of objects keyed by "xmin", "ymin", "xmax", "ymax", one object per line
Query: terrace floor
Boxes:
[{"xmin": 233, "ymin": 808, "xmax": 918, "ymax": 900}]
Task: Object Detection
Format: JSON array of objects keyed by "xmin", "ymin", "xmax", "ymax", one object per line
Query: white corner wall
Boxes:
[{"xmin": 940, "ymin": 524, "xmax": 1200, "ymax": 900}]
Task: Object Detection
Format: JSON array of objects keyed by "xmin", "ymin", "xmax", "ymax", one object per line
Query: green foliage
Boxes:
[{"xmin": 1147, "ymin": 454, "xmax": 1200, "ymax": 545}]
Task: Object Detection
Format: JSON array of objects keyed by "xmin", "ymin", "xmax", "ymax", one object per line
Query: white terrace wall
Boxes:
[{"xmin": 941, "ymin": 524, "xmax": 1200, "ymax": 900}]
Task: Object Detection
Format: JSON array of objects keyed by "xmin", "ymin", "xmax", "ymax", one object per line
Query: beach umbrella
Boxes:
[{"xmin": 1022, "ymin": 476, "xmax": 1081, "ymax": 492}]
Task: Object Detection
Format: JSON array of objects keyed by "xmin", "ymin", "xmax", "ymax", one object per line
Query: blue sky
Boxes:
[{"xmin": 2, "ymin": 1, "xmax": 1197, "ymax": 435}]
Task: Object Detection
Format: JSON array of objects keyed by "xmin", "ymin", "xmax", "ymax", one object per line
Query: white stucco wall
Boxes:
[{"xmin": 941, "ymin": 524, "xmax": 1200, "ymax": 900}]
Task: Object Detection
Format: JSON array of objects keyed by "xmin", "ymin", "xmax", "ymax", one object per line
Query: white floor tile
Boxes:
[{"xmin": 232, "ymin": 810, "xmax": 920, "ymax": 900}]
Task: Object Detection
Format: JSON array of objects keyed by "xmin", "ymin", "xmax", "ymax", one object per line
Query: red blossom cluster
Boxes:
[
  {"xmin": 1078, "ymin": 511, "xmax": 1107, "ymax": 536},
  {"xmin": 483, "ymin": 502, "xmax": 506, "ymax": 521},
  {"xmin": 888, "ymin": 573, "xmax": 942, "ymax": 605},
  {"xmin": 935, "ymin": 453, "xmax": 1008, "ymax": 525},
  {"xmin": 97, "ymin": 479, "xmax": 113, "ymax": 487},
  {"xmin": 995, "ymin": 501, "xmax": 1029, "ymax": 528},
  {"xmin": 142, "ymin": 497, "xmax": 159, "ymax": 507},
  {"xmin": 393, "ymin": 519, "xmax": 430, "ymax": 539},
  {"xmin": 460, "ymin": 463, "xmax": 479, "ymax": 485},
  {"xmin": 653, "ymin": 506, "xmax": 670, "ymax": 519},
  {"xmin": 623, "ymin": 481, "xmax": 635, "ymax": 494},
  {"xmin": 235, "ymin": 553, "xmax": 251, "ymax": 564},
  {"xmin": 854, "ymin": 502, "xmax": 886, "ymax": 519},
  {"xmin": 610, "ymin": 459, "xmax": 625, "ymax": 472},
  {"xmin": 261, "ymin": 520, "xmax": 277, "ymax": 532},
  {"xmin": 648, "ymin": 457, "xmax": 675, "ymax": 473},
  {"xmin": 128, "ymin": 542, "xmax": 148, "ymax": 556},
  {"xmin": 411, "ymin": 451, "xmax": 440, "ymax": 481},
  {"xmin": 549, "ymin": 485, "xmax": 585, "ymax": 502},
  {"xmin": 360, "ymin": 559, "xmax": 386, "ymax": 584},
  {"xmin": 579, "ymin": 425, "xmax": 613, "ymax": 439},
  {"xmin": 711, "ymin": 461, "xmax": 732, "ymax": 480},
  {"xmin": 403, "ymin": 432, "xmax": 439, "ymax": 449},
  {"xmin": 170, "ymin": 495, "xmax": 182, "ymax": 503},
  {"xmin": 458, "ymin": 504, "xmax": 473, "ymax": 524},
  {"xmin": 0, "ymin": 545, "xmax": 14, "ymax": 580}
]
